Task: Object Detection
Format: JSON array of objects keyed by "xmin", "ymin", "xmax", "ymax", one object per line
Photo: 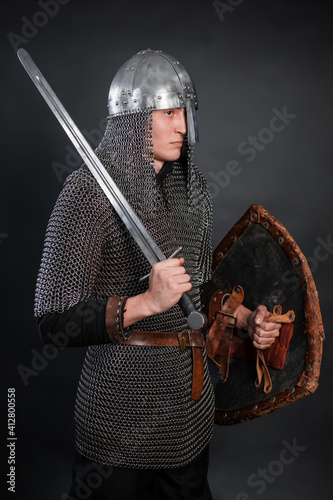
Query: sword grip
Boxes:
[{"xmin": 179, "ymin": 293, "xmax": 207, "ymax": 330}]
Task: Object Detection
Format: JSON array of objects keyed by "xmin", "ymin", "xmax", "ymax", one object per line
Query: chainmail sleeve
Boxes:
[{"xmin": 34, "ymin": 168, "xmax": 111, "ymax": 317}]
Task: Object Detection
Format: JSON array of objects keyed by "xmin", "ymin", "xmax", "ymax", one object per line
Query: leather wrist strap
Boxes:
[{"xmin": 105, "ymin": 295, "xmax": 131, "ymax": 343}]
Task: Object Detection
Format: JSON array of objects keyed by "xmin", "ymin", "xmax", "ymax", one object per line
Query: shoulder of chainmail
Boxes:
[{"xmin": 34, "ymin": 166, "xmax": 116, "ymax": 317}]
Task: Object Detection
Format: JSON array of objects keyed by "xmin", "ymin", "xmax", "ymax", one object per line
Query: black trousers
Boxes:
[{"xmin": 65, "ymin": 446, "xmax": 212, "ymax": 500}]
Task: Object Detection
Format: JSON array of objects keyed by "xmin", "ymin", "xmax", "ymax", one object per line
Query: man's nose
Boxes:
[{"xmin": 175, "ymin": 108, "xmax": 187, "ymax": 135}]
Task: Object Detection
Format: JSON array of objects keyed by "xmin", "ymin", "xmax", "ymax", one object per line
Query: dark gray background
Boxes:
[{"xmin": 1, "ymin": 1, "xmax": 332, "ymax": 499}]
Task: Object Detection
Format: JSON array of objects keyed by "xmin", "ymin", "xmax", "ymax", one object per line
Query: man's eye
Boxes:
[{"xmin": 164, "ymin": 110, "xmax": 173, "ymax": 116}]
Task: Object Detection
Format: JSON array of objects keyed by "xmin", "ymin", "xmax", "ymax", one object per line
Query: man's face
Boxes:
[{"xmin": 152, "ymin": 107, "xmax": 187, "ymax": 173}]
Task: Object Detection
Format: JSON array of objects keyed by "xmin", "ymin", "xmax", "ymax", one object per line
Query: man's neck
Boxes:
[
  {"xmin": 154, "ymin": 159, "xmax": 164, "ymax": 174},
  {"xmin": 156, "ymin": 161, "xmax": 174, "ymax": 184}
]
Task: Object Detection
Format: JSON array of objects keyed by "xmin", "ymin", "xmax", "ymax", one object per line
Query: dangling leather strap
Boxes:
[
  {"xmin": 191, "ymin": 345, "xmax": 205, "ymax": 400},
  {"xmin": 177, "ymin": 329, "xmax": 205, "ymax": 401},
  {"xmin": 255, "ymin": 350, "xmax": 272, "ymax": 393}
]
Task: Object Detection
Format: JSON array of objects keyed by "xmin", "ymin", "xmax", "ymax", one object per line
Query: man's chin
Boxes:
[{"xmin": 166, "ymin": 150, "xmax": 182, "ymax": 162}]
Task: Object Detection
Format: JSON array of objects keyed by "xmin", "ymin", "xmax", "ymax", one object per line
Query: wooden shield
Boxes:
[{"xmin": 202, "ymin": 204, "xmax": 324, "ymax": 425}]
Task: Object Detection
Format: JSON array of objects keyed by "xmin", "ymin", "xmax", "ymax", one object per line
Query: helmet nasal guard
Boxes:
[{"xmin": 107, "ymin": 49, "xmax": 199, "ymax": 145}]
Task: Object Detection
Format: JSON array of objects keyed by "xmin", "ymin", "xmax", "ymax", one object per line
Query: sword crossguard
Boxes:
[{"xmin": 138, "ymin": 246, "xmax": 183, "ymax": 283}]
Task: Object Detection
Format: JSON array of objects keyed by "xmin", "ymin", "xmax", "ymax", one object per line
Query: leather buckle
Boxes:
[{"xmin": 216, "ymin": 310, "xmax": 237, "ymax": 327}]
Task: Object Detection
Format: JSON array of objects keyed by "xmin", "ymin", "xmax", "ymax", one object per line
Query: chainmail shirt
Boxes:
[{"xmin": 34, "ymin": 110, "xmax": 215, "ymax": 468}]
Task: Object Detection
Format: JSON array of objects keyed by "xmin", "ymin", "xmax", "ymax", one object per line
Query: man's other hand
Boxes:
[{"xmin": 247, "ymin": 305, "xmax": 281, "ymax": 350}]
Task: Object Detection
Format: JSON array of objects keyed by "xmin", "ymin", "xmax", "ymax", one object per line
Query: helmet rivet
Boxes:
[{"xmin": 158, "ymin": 95, "xmax": 162, "ymax": 99}]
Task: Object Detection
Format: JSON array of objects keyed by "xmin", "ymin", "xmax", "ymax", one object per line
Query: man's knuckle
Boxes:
[{"xmin": 166, "ymin": 276, "xmax": 173, "ymax": 287}]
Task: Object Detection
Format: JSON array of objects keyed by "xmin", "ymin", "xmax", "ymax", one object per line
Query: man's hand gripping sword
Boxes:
[{"xmin": 17, "ymin": 49, "xmax": 206, "ymax": 330}]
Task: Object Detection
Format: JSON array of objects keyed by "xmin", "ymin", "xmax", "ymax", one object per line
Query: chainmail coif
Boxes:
[{"xmin": 34, "ymin": 109, "xmax": 215, "ymax": 468}]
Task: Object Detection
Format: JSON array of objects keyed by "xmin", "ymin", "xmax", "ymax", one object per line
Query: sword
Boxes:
[{"xmin": 17, "ymin": 49, "xmax": 206, "ymax": 330}]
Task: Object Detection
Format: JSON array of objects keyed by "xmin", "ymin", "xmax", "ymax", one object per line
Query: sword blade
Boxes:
[{"xmin": 17, "ymin": 48, "xmax": 165, "ymax": 267}]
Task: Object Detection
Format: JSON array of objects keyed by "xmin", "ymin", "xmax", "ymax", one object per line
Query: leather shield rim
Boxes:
[{"xmin": 212, "ymin": 204, "xmax": 325, "ymax": 425}]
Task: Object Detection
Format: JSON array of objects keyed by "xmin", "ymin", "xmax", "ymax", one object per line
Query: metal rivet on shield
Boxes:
[
  {"xmin": 301, "ymin": 378, "xmax": 307, "ymax": 386},
  {"xmin": 217, "ymin": 252, "xmax": 223, "ymax": 259},
  {"xmin": 278, "ymin": 237, "xmax": 284, "ymax": 244},
  {"xmin": 231, "ymin": 236, "xmax": 237, "ymax": 242},
  {"xmin": 308, "ymin": 338, "xmax": 314, "ymax": 345},
  {"xmin": 270, "ymin": 396, "xmax": 276, "ymax": 403},
  {"xmin": 251, "ymin": 213, "xmax": 258, "ymax": 220},
  {"xmin": 263, "ymin": 222, "xmax": 269, "ymax": 228},
  {"xmin": 220, "ymin": 373, "xmax": 225, "ymax": 381},
  {"xmin": 306, "ymin": 364, "xmax": 312, "ymax": 371},
  {"xmin": 290, "ymin": 387, "xmax": 295, "ymax": 394},
  {"xmin": 223, "ymin": 412, "xmax": 227, "ymax": 419},
  {"xmin": 252, "ymin": 404, "xmax": 258, "ymax": 411},
  {"xmin": 293, "ymin": 258, "xmax": 299, "ymax": 265}
]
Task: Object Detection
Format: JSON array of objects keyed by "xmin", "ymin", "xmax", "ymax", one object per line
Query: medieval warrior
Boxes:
[{"xmin": 34, "ymin": 49, "xmax": 282, "ymax": 499}]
